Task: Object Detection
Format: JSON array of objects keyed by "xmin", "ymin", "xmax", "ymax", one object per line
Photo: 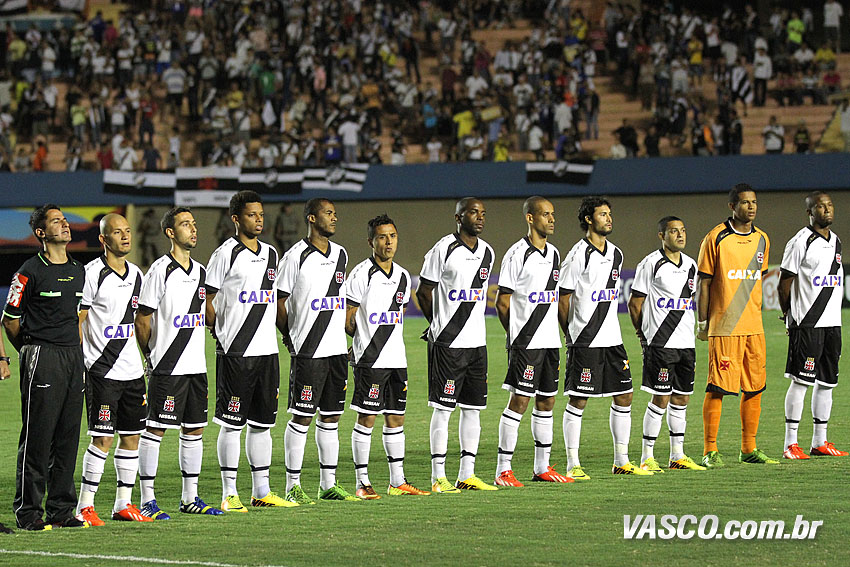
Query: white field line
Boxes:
[{"xmin": 0, "ymin": 549, "xmax": 290, "ymax": 567}]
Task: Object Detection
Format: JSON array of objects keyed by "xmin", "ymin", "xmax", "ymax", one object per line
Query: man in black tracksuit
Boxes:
[{"xmin": 2, "ymin": 204, "xmax": 87, "ymax": 530}]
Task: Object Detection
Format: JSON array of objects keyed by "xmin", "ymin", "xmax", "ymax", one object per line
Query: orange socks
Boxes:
[
  {"xmin": 740, "ymin": 392, "xmax": 762, "ymax": 454},
  {"xmin": 702, "ymin": 392, "xmax": 724, "ymax": 454}
]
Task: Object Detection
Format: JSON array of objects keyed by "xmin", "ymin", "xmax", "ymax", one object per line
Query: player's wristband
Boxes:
[
  {"xmin": 0, "ymin": 356, "xmax": 10, "ymax": 362},
  {"xmin": 697, "ymin": 320, "xmax": 707, "ymax": 333}
]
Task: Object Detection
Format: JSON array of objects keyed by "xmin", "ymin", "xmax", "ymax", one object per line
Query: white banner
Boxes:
[{"xmin": 174, "ymin": 190, "xmax": 236, "ymax": 207}]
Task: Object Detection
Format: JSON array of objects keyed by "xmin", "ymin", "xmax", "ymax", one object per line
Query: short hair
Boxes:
[
  {"xmin": 577, "ymin": 196, "xmax": 611, "ymax": 231},
  {"xmin": 805, "ymin": 191, "xmax": 829, "ymax": 211},
  {"xmin": 367, "ymin": 213, "xmax": 396, "ymax": 240},
  {"xmin": 304, "ymin": 198, "xmax": 334, "ymax": 225},
  {"xmin": 728, "ymin": 183, "xmax": 755, "ymax": 205},
  {"xmin": 523, "ymin": 195, "xmax": 550, "ymax": 217},
  {"xmin": 29, "ymin": 203, "xmax": 61, "ymax": 241},
  {"xmin": 161, "ymin": 206, "xmax": 193, "ymax": 236},
  {"xmin": 658, "ymin": 215, "xmax": 683, "ymax": 234},
  {"xmin": 229, "ymin": 190, "xmax": 263, "ymax": 217},
  {"xmin": 455, "ymin": 197, "xmax": 482, "ymax": 216}
]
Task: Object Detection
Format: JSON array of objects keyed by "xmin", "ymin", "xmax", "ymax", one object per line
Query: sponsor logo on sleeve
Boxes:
[{"xmin": 6, "ymin": 273, "xmax": 28, "ymax": 308}]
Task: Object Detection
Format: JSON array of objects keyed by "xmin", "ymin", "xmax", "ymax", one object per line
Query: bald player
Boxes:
[{"xmin": 77, "ymin": 214, "xmax": 151, "ymax": 524}]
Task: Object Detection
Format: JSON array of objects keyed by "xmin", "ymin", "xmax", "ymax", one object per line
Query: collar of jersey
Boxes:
[
  {"xmin": 724, "ymin": 217, "xmax": 755, "ymax": 235},
  {"xmin": 168, "ymin": 253, "xmax": 194, "ymax": 274},
  {"xmin": 453, "ymin": 232, "xmax": 478, "ymax": 253},
  {"xmin": 524, "ymin": 236, "xmax": 547, "ymax": 256},
  {"xmin": 232, "ymin": 235, "xmax": 262, "ymax": 255},
  {"xmin": 583, "ymin": 237, "xmax": 607, "ymax": 256},
  {"xmin": 303, "ymin": 237, "xmax": 332, "ymax": 258},
  {"xmin": 657, "ymin": 248, "xmax": 683, "ymax": 268},
  {"xmin": 369, "ymin": 256, "xmax": 394, "ymax": 278},
  {"xmin": 805, "ymin": 224, "xmax": 832, "ymax": 242},
  {"xmin": 101, "ymin": 254, "xmax": 130, "ymax": 279}
]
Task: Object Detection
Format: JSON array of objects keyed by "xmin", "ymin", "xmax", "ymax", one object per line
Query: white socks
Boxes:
[
  {"xmin": 531, "ymin": 410, "xmax": 553, "ymax": 475},
  {"xmin": 429, "ymin": 408, "xmax": 451, "ymax": 481},
  {"xmin": 667, "ymin": 403, "xmax": 687, "ymax": 461},
  {"xmin": 812, "ymin": 384, "xmax": 833, "ymax": 449},
  {"xmin": 784, "ymin": 381, "xmax": 807, "ymax": 447},
  {"xmin": 610, "ymin": 404, "xmax": 631, "ymax": 467},
  {"xmin": 496, "ymin": 408, "xmax": 522, "ymax": 475},
  {"xmin": 217, "ymin": 426, "xmax": 241, "ymax": 499},
  {"xmin": 351, "ymin": 423, "xmax": 373, "ymax": 487},
  {"xmin": 139, "ymin": 432, "xmax": 162, "ymax": 504},
  {"xmin": 179, "ymin": 433, "xmax": 203, "ymax": 503},
  {"xmin": 77, "ymin": 444, "xmax": 107, "ymax": 511},
  {"xmin": 315, "ymin": 421, "xmax": 339, "ymax": 491},
  {"xmin": 383, "ymin": 426, "xmax": 406, "ymax": 487},
  {"xmin": 113, "ymin": 447, "xmax": 139, "ymax": 512},
  {"xmin": 563, "ymin": 405, "xmax": 583, "ymax": 470},
  {"xmin": 457, "ymin": 409, "xmax": 480, "ymax": 481},
  {"xmin": 246, "ymin": 426, "xmax": 272, "ymax": 499},
  {"xmin": 284, "ymin": 420, "xmax": 308, "ymax": 492},
  {"xmin": 641, "ymin": 403, "xmax": 665, "ymax": 463}
]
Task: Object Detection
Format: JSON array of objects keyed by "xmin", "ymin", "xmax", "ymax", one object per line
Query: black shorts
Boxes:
[
  {"xmin": 565, "ymin": 344, "xmax": 632, "ymax": 398},
  {"xmin": 350, "ymin": 367, "xmax": 408, "ymax": 415},
  {"xmin": 146, "ymin": 373, "xmax": 209, "ymax": 429},
  {"xmin": 86, "ymin": 373, "xmax": 147, "ymax": 437},
  {"xmin": 503, "ymin": 348, "xmax": 559, "ymax": 397},
  {"xmin": 785, "ymin": 327, "xmax": 841, "ymax": 387},
  {"xmin": 427, "ymin": 344, "xmax": 488, "ymax": 411},
  {"xmin": 288, "ymin": 354, "xmax": 348, "ymax": 417},
  {"xmin": 214, "ymin": 354, "xmax": 280, "ymax": 429},
  {"xmin": 641, "ymin": 347, "xmax": 695, "ymax": 396}
]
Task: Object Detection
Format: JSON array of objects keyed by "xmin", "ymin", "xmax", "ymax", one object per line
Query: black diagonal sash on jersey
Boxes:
[
  {"xmin": 650, "ymin": 264, "xmax": 696, "ymax": 347},
  {"xmin": 225, "ymin": 247, "xmax": 278, "ymax": 355},
  {"xmin": 298, "ymin": 249, "xmax": 346, "ymax": 357},
  {"xmin": 155, "ymin": 265, "xmax": 206, "ymax": 375},
  {"xmin": 358, "ymin": 272, "xmax": 408, "ymax": 367},
  {"xmin": 435, "ymin": 247, "xmax": 492, "ymax": 346},
  {"xmin": 90, "ymin": 272, "xmax": 142, "ymax": 377},
  {"xmin": 799, "ymin": 238, "xmax": 842, "ymax": 328},
  {"xmin": 513, "ymin": 249, "xmax": 560, "ymax": 349},
  {"xmin": 575, "ymin": 247, "xmax": 622, "ymax": 346}
]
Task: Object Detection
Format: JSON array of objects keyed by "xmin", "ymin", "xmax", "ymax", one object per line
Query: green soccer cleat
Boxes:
[
  {"xmin": 701, "ymin": 451, "xmax": 725, "ymax": 469},
  {"xmin": 669, "ymin": 455, "xmax": 707, "ymax": 470},
  {"xmin": 640, "ymin": 457, "xmax": 665, "ymax": 474},
  {"xmin": 317, "ymin": 484, "xmax": 361, "ymax": 502},
  {"xmin": 567, "ymin": 465, "xmax": 591, "ymax": 481},
  {"xmin": 431, "ymin": 477, "xmax": 461, "ymax": 494},
  {"xmin": 285, "ymin": 485, "xmax": 315, "ymax": 506},
  {"xmin": 739, "ymin": 448, "xmax": 779, "ymax": 464},
  {"xmin": 221, "ymin": 494, "xmax": 248, "ymax": 513}
]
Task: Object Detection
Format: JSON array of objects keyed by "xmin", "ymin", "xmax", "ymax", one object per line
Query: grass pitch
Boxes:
[{"xmin": 0, "ymin": 313, "xmax": 846, "ymax": 566}]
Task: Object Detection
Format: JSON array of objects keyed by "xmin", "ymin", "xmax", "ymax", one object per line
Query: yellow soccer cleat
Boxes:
[
  {"xmin": 567, "ymin": 465, "xmax": 591, "ymax": 481},
  {"xmin": 431, "ymin": 477, "xmax": 461, "ymax": 494},
  {"xmin": 455, "ymin": 475, "xmax": 498, "ymax": 491},
  {"xmin": 387, "ymin": 482, "xmax": 431, "ymax": 496},
  {"xmin": 251, "ymin": 491, "xmax": 299, "ymax": 508},
  {"xmin": 221, "ymin": 494, "xmax": 248, "ymax": 513},
  {"xmin": 669, "ymin": 455, "xmax": 707, "ymax": 470},
  {"xmin": 639, "ymin": 457, "xmax": 665, "ymax": 474},
  {"xmin": 612, "ymin": 461, "xmax": 654, "ymax": 475}
]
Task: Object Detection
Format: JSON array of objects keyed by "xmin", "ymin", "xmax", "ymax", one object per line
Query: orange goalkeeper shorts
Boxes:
[{"xmin": 706, "ymin": 334, "xmax": 767, "ymax": 395}]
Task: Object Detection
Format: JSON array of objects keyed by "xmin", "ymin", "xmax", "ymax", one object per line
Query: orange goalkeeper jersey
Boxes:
[{"xmin": 697, "ymin": 219, "xmax": 770, "ymax": 337}]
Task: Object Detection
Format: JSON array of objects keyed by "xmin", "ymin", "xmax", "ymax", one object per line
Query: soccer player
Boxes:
[
  {"xmin": 697, "ymin": 184, "xmax": 777, "ymax": 467},
  {"xmin": 346, "ymin": 214, "xmax": 430, "ymax": 498},
  {"xmin": 416, "ymin": 197, "xmax": 498, "ymax": 493},
  {"xmin": 3, "ymin": 204, "xmax": 88, "ymax": 530},
  {"xmin": 206, "ymin": 191, "xmax": 295, "ymax": 511},
  {"xmin": 494, "ymin": 197, "xmax": 572, "ymax": 487},
  {"xmin": 628, "ymin": 217, "xmax": 706, "ymax": 473},
  {"xmin": 779, "ymin": 191, "xmax": 847, "ymax": 459},
  {"xmin": 76, "ymin": 213, "xmax": 152, "ymax": 526},
  {"xmin": 135, "ymin": 207, "xmax": 223, "ymax": 519},
  {"xmin": 558, "ymin": 196, "xmax": 651, "ymax": 479},
  {"xmin": 276, "ymin": 198, "xmax": 358, "ymax": 504}
]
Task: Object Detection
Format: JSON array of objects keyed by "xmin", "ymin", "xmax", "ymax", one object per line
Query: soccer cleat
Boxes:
[
  {"xmin": 179, "ymin": 496, "xmax": 224, "ymax": 515},
  {"xmin": 639, "ymin": 458, "xmax": 665, "ymax": 474},
  {"xmin": 456, "ymin": 475, "xmax": 499, "ymax": 491},
  {"xmin": 251, "ymin": 492, "xmax": 298, "ymax": 508},
  {"xmin": 613, "ymin": 462, "xmax": 654, "ymax": 475},
  {"xmin": 355, "ymin": 485, "xmax": 382, "ymax": 500},
  {"xmin": 431, "ymin": 477, "xmax": 461, "ymax": 494},
  {"xmin": 221, "ymin": 494, "xmax": 248, "ymax": 513},
  {"xmin": 532, "ymin": 466, "xmax": 574, "ymax": 483},
  {"xmin": 317, "ymin": 484, "xmax": 360, "ymax": 501},
  {"xmin": 140, "ymin": 500, "xmax": 171, "ymax": 520},
  {"xmin": 112, "ymin": 504, "xmax": 153, "ymax": 522},
  {"xmin": 783, "ymin": 443, "xmax": 811, "ymax": 460},
  {"xmin": 388, "ymin": 482, "xmax": 431, "ymax": 496},
  {"xmin": 20, "ymin": 519, "xmax": 52, "ymax": 531},
  {"xmin": 701, "ymin": 451, "xmax": 725, "ymax": 469},
  {"xmin": 285, "ymin": 485, "xmax": 315, "ymax": 506},
  {"xmin": 810, "ymin": 442, "xmax": 849, "ymax": 457},
  {"xmin": 739, "ymin": 448, "xmax": 779, "ymax": 464},
  {"xmin": 567, "ymin": 465, "xmax": 591, "ymax": 481},
  {"xmin": 494, "ymin": 470, "xmax": 524, "ymax": 487},
  {"xmin": 52, "ymin": 516, "xmax": 90, "ymax": 528},
  {"xmin": 669, "ymin": 455, "xmax": 707, "ymax": 470},
  {"xmin": 78, "ymin": 506, "xmax": 105, "ymax": 527}
]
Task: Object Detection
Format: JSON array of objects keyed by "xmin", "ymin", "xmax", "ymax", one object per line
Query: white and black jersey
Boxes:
[
  {"xmin": 80, "ymin": 256, "xmax": 144, "ymax": 380},
  {"xmin": 559, "ymin": 238, "xmax": 624, "ymax": 348},
  {"xmin": 276, "ymin": 238, "xmax": 348, "ymax": 358},
  {"xmin": 206, "ymin": 237, "xmax": 279, "ymax": 357},
  {"xmin": 499, "ymin": 237, "xmax": 561, "ymax": 349},
  {"xmin": 781, "ymin": 226, "xmax": 843, "ymax": 329},
  {"xmin": 420, "ymin": 233, "xmax": 494, "ymax": 349},
  {"xmin": 631, "ymin": 249, "xmax": 697, "ymax": 349},
  {"xmin": 138, "ymin": 254, "xmax": 207, "ymax": 375},
  {"xmin": 347, "ymin": 258, "xmax": 410, "ymax": 369}
]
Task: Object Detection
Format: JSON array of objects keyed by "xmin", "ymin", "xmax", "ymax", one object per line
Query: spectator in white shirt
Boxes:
[
  {"xmin": 338, "ymin": 115, "xmax": 361, "ymax": 163},
  {"xmin": 257, "ymin": 135, "xmax": 280, "ymax": 167},
  {"xmin": 753, "ymin": 46, "xmax": 772, "ymax": 106},
  {"xmin": 824, "ymin": 0, "xmax": 844, "ymax": 53},
  {"xmin": 762, "ymin": 115, "xmax": 785, "ymax": 154},
  {"xmin": 465, "ymin": 69, "xmax": 488, "ymax": 100}
]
